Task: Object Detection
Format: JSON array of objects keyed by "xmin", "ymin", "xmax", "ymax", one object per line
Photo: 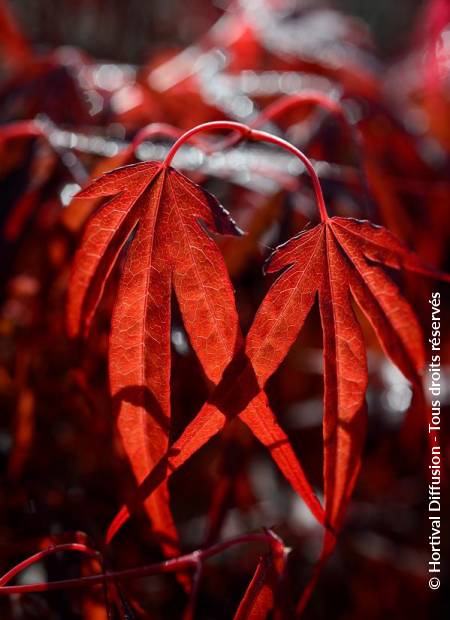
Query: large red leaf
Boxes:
[
  {"xmin": 244, "ymin": 215, "xmax": 448, "ymax": 533},
  {"xmin": 68, "ymin": 160, "xmax": 324, "ymax": 557},
  {"xmin": 106, "ymin": 216, "xmax": 449, "ymax": 550},
  {"xmin": 68, "ymin": 161, "xmax": 241, "ymax": 555}
]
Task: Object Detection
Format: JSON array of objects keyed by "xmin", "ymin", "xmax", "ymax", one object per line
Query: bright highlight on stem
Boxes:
[{"xmin": 163, "ymin": 120, "xmax": 329, "ymax": 222}]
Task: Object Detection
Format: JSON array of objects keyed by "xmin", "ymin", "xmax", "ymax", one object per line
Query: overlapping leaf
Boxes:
[
  {"xmin": 68, "ymin": 160, "xmax": 242, "ymax": 555},
  {"xmin": 107, "ymin": 215, "xmax": 449, "ymax": 548},
  {"xmin": 245, "ymin": 216, "xmax": 447, "ymax": 533},
  {"xmin": 68, "ymin": 160, "xmax": 325, "ymax": 556}
]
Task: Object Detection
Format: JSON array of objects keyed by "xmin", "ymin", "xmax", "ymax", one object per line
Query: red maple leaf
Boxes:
[
  {"xmin": 68, "ymin": 159, "xmax": 325, "ymax": 556},
  {"xmin": 106, "ymin": 215, "xmax": 449, "ymax": 555}
]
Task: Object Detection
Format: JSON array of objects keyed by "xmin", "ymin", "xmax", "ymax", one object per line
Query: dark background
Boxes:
[{"xmin": 10, "ymin": 0, "xmax": 424, "ymax": 62}]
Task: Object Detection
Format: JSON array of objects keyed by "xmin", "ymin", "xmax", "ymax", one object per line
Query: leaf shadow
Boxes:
[
  {"xmin": 116, "ymin": 349, "xmax": 264, "ymax": 522},
  {"xmin": 111, "ymin": 385, "xmax": 170, "ymax": 434}
]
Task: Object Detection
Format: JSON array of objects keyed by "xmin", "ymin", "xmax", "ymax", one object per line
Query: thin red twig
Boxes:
[{"xmin": 0, "ymin": 531, "xmax": 284, "ymax": 597}]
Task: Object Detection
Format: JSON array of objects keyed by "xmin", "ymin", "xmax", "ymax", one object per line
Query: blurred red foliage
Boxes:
[{"xmin": 0, "ymin": 1, "xmax": 449, "ymax": 619}]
